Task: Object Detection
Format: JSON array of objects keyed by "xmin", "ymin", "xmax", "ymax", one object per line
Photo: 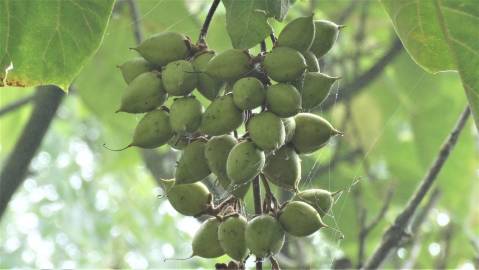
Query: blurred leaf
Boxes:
[{"xmin": 264, "ymin": 0, "xmax": 290, "ymax": 21}]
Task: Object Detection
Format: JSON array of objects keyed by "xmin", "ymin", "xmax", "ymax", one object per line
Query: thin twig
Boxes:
[
  {"xmin": 197, "ymin": 0, "xmax": 220, "ymax": 45},
  {"xmin": 362, "ymin": 106, "xmax": 471, "ymax": 269},
  {"xmin": 126, "ymin": 0, "xmax": 143, "ymax": 44},
  {"xmin": 0, "ymin": 94, "xmax": 35, "ymax": 118}
]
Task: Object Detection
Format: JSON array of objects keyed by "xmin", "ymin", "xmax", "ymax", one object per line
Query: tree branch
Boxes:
[
  {"xmin": 252, "ymin": 174, "xmax": 263, "ymax": 270},
  {"xmin": 197, "ymin": 0, "xmax": 220, "ymax": 45},
  {"xmin": 0, "ymin": 94, "xmax": 35, "ymax": 118},
  {"xmin": 362, "ymin": 106, "xmax": 471, "ymax": 269},
  {"xmin": 126, "ymin": 0, "xmax": 143, "ymax": 44}
]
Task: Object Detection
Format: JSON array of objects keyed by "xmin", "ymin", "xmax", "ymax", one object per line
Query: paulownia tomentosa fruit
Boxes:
[
  {"xmin": 192, "ymin": 218, "xmax": 225, "ymax": 258},
  {"xmin": 310, "ymin": 20, "xmax": 342, "ymax": 59},
  {"xmin": 218, "ymin": 215, "xmax": 248, "ymax": 261},
  {"xmin": 262, "ymin": 47, "xmax": 307, "ymax": 82},
  {"xmin": 232, "ymin": 77, "xmax": 265, "ymax": 110},
  {"xmin": 133, "ymin": 32, "xmax": 192, "ymax": 66},
  {"xmin": 262, "ymin": 145, "xmax": 301, "ymax": 190},
  {"xmin": 175, "ymin": 140, "xmax": 211, "ymax": 184},
  {"xmin": 266, "ymin": 83, "xmax": 302, "ymax": 117},
  {"xmin": 162, "ymin": 60, "xmax": 197, "ymax": 96},
  {"xmin": 129, "ymin": 109, "xmax": 173, "ymax": 148},
  {"xmin": 192, "ymin": 51, "xmax": 224, "ymax": 100},
  {"xmin": 117, "ymin": 72, "xmax": 167, "ymax": 113},
  {"xmin": 118, "ymin": 57, "xmax": 155, "ymax": 84},
  {"xmin": 160, "ymin": 179, "xmax": 211, "ymax": 216},
  {"xmin": 301, "ymin": 72, "xmax": 338, "ymax": 110},
  {"xmin": 200, "ymin": 94, "xmax": 244, "ymax": 136},
  {"xmin": 169, "ymin": 96, "xmax": 203, "ymax": 134},
  {"xmin": 247, "ymin": 112, "xmax": 285, "ymax": 151},
  {"xmin": 282, "ymin": 117, "xmax": 296, "ymax": 143},
  {"xmin": 292, "ymin": 113, "xmax": 341, "ymax": 154},
  {"xmin": 292, "ymin": 189, "xmax": 335, "ymax": 217},
  {"xmin": 302, "ymin": 51, "xmax": 320, "ymax": 72},
  {"xmin": 226, "ymin": 141, "xmax": 265, "ymax": 185},
  {"xmin": 245, "ymin": 215, "xmax": 285, "ymax": 258},
  {"xmin": 276, "ymin": 15, "xmax": 315, "ymax": 52},
  {"xmin": 205, "ymin": 49, "xmax": 253, "ymax": 81},
  {"xmin": 278, "ymin": 201, "xmax": 326, "ymax": 237}
]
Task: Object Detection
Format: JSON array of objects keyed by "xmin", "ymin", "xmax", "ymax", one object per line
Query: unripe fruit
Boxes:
[
  {"xmin": 266, "ymin": 83, "xmax": 302, "ymax": 117},
  {"xmin": 200, "ymin": 94, "xmax": 244, "ymax": 136},
  {"xmin": 217, "ymin": 177, "xmax": 251, "ymax": 199},
  {"xmin": 276, "ymin": 15, "xmax": 315, "ymax": 52},
  {"xmin": 232, "ymin": 77, "xmax": 265, "ymax": 110},
  {"xmin": 292, "ymin": 189, "xmax": 334, "ymax": 217},
  {"xmin": 192, "ymin": 218, "xmax": 225, "ymax": 258},
  {"xmin": 218, "ymin": 215, "xmax": 248, "ymax": 261},
  {"xmin": 302, "ymin": 51, "xmax": 320, "ymax": 72},
  {"xmin": 175, "ymin": 140, "xmax": 211, "ymax": 184},
  {"xmin": 205, "ymin": 49, "xmax": 253, "ymax": 81},
  {"xmin": 118, "ymin": 57, "xmax": 154, "ymax": 84},
  {"xmin": 247, "ymin": 112, "xmax": 285, "ymax": 151},
  {"xmin": 165, "ymin": 180, "xmax": 211, "ymax": 216},
  {"xmin": 192, "ymin": 51, "xmax": 224, "ymax": 100},
  {"xmin": 131, "ymin": 109, "xmax": 173, "ymax": 148},
  {"xmin": 205, "ymin": 135, "xmax": 237, "ymax": 181},
  {"xmin": 278, "ymin": 201, "xmax": 326, "ymax": 237},
  {"xmin": 170, "ymin": 96, "xmax": 203, "ymax": 133},
  {"xmin": 162, "ymin": 60, "xmax": 197, "ymax": 96},
  {"xmin": 168, "ymin": 134, "xmax": 189, "ymax": 150},
  {"xmin": 301, "ymin": 72, "xmax": 338, "ymax": 110},
  {"xmin": 262, "ymin": 145, "xmax": 301, "ymax": 190},
  {"xmin": 133, "ymin": 32, "xmax": 191, "ymax": 66},
  {"xmin": 118, "ymin": 72, "xmax": 167, "ymax": 113},
  {"xmin": 310, "ymin": 20, "xmax": 342, "ymax": 59},
  {"xmin": 292, "ymin": 113, "xmax": 341, "ymax": 154},
  {"xmin": 245, "ymin": 215, "xmax": 285, "ymax": 258},
  {"xmin": 263, "ymin": 47, "xmax": 307, "ymax": 82},
  {"xmin": 226, "ymin": 141, "xmax": 265, "ymax": 185},
  {"xmin": 282, "ymin": 117, "xmax": 296, "ymax": 143}
]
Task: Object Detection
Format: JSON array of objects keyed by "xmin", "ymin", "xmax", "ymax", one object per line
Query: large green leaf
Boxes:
[
  {"xmin": 0, "ymin": 0, "xmax": 114, "ymax": 91},
  {"xmin": 380, "ymin": 0, "xmax": 479, "ymax": 127}
]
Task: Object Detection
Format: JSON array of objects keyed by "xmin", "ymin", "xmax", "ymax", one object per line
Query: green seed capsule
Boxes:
[
  {"xmin": 226, "ymin": 141, "xmax": 265, "ymax": 185},
  {"xmin": 245, "ymin": 215, "xmax": 285, "ymax": 258},
  {"xmin": 175, "ymin": 140, "xmax": 211, "ymax": 184},
  {"xmin": 192, "ymin": 51, "xmax": 224, "ymax": 100},
  {"xmin": 170, "ymin": 96, "xmax": 203, "ymax": 134},
  {"xmin": 205, "ymin": 135, "xmax": 237, "ymax": 181},
  {"xmin": 218, "ymin": 215, "xmax": 248, "ymax": 261},
  {"xmin": 263, "ymin": 145, "xmax": 301, "ymax": 190},
  {"xmin": 292, "ymin": 189, "xmax": 334, "ymax": 217},
  {"xmin": 247, "ymin": 112, "xmax": 285, "ymax": 151},
  {"xmin": 166, "ymin": 180, "xmax": 211, "ymax": 216},
  {"xmin": 310, "ymin": 20, "xmax": 342, "ymax": 59},
  {"xmin": 133, "ymin": 32, "xmax": 191, "ymax": 66},
  {"xmin": 277, "ymin": 15, "xmax": 315, "ymax": 52},
  {"xmin": 131, "ymin": 109, "xmax": 173, "ymax": 148},
  {"xmin": 302, "ymin": 51, "xmax": 320, "ymax": 72},
  {"xmin": 263, "ymin": 47, "xmax": 307, "ymax": 82},
  {"xmin": 192, "ymin": 218, "xmax": 225, "ymax": 258},
  {"xmin": 266, "ymin": 83, "xmax": 302, "ymax": 117},
  {"xmin": 292, "ymin": 113, "xmax": 341, "ymax": 154},
  {"xmin": 117, "ymin": 72, "xmax": 167, "ymax": 113},
  {"xmin": 200, "ymin": 94, "xmax": 244, "ymax": 136},
  {"xmin": 162, "ymin": 60, "xmax": 197, "ymax": 96},
  {"xmin": 301, "ymin": 72, "xmax": 338, "ymax": 110},
  {"xmin": 282, "ymin": 117, "xmax": 296, "ymax": 143},
  {"xmin": 232, "ymin": 77, "xmax": 265, "ymax": 110},
  {"xmin": 278, "ymin": 201, "xmax": 326, "ymax": 237},
  {"xmin": 205, "ymin": 49, "xmax": 253, "ymax": 81},
  {"xmin": 118, "ymin": 57, "xmax": 155, "ymax": 84}
]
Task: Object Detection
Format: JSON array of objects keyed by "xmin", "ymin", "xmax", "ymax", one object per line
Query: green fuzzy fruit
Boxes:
[
  {"xmin": 218, "ymin": 215, "xmax": 248, "ymax": 261},
  {"xmin": 166, "ymin": 180, "xmax": 211, "ymax": 216},
  {"xmin": 162, "ymin": 60, "xmax": 197, "ymax": 96},
  {"xmin": 192, "ymin": 51, "xmax": 224, "ymax": 100},
  {"xmin": 310, "ymin": 20, "xmax": 341, "ymax": 59},
  {"xmin": 118, "ymin": 72, "xmax": 167, "ymax": 113},
  {"xmin": 192, "ymin": 218, "xmax": 225, "ymax": 258},
  {"xmin": 118, "ymin": 57, "xmax": 155, "ymax": 84},
  {"xmin": 292, "ymin": 113, "xmax": 341, "ymax": 154},
  {"xmin": 278, "ymin": 201, "xmax": 326, "ymax": 237},
  {"xmin": 217, "ymin": 177, "xmax": 251, "ymax": 199},
  {"xmin": 133, "ymin": 32, "xmax": 191, "ymax": 66},
  {"xmin": 175, "ymin": 140, "xmax": 211, "ymax": 184},
  {"xmin": 277, "ymin": 15, "xmax": 315, "ymax": 52},
  {"xmin": 263, "ymin": 47, "xmax": 307, "ymax": 82},
  {"xmin": 266, "ymin": 83, "xmax": 302, "ymax": 117},
  {"xmin": 200, "ymin": 94, "xmax": 244, "ymax": 136},
  {"xmin": 245, "ymin": 215, "xmax": 285, "ymax": 258},
  {"xmin": 205, "ymin": 135, "xmax": 237, "ymax": 180},
  {"xmin": 131, "ymin": 109, "xmax": 173, "ymax": 148},
  {"xmin": 282, "ymin": 117, "xmax": 296, "ymax": 143},
  {"xmin": 226, "ymin": 141, "xmax": 265, "ymax": 185},
  {"xmin": 170, "ymin": 96, "xmax": 203, "ymax": 133},
  {"xmin": 168, "ymin": 133, "xmax": 189, "ymax": 150},
  {"xmin": 232, "ymin": 77, "xmax": 265, "ymax": 110},
  {"xmin": 292, "ymin": 189, "xmax": 334, "ymax": 217},
  {"xmin": 301, "ymin": 72, "xmax": 338, "ymax": 110},
  {"xmin": 205, "ymin": 49, "xmax": 253, "ymax": 81},
  {"xmin": 302, "ymin": 51, "xmax": 320, "ymax": 72},
  {"xmin": 247, "ymin": 112, "xmax": 285, "ymax": 151},
  {"xmin": 263, "ymin": 145, "xmax": 301, "ymax": 190}
]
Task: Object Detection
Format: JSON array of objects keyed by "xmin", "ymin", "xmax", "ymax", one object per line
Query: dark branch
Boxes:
[
  {"xmin": 252, "ymin": 174, "xmax": 263, "ymax": 270},
  {"xmin": 197, "ymin": 0, "xmax": 220, "ymax": 45},
  {"xmin": 0, "ymin": 94, "xmax": 35, "ymax": 118},
  {"xmin": 126, "ymin": 0, "xmax": 143, "ymax": 44}
]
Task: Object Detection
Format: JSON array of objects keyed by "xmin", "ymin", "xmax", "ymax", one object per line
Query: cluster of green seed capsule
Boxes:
[{"xmin": 116, "ymin": 15, "xmax": 342, "ymax": 265}]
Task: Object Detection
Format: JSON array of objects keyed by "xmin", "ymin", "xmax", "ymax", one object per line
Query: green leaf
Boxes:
[
  {"xmin": 222, "ymin": 0, "xmax": 272, "ymax": 49},
  {"xmin": 380, "ymin": 0, "xmax": 479, "ymax": 128},
  {"xmin": 0, "ymin": 0, "xmax": 114, "ymax": 91},
  {"xmin": 264, "ymin": 0, "xmax": 290, "ymax": 21}
]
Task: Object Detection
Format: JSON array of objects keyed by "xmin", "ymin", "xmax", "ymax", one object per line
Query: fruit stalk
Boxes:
[
  {"xmin": 197, "ymin": 0, "xmax": 221, "ymax": 45},
  {"xmin": 252, "ymin": 175, "xmax": 263, "ymax": 270}
]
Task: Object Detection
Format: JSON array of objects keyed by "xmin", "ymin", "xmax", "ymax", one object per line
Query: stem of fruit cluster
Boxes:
[
  {"xmin": 197, "ymin": 0, "xmax": 220, "ymax": 45},
  {"xmin": 252, "ymin": 175, "xmax": 263, "ymax": 269},
  {"xmin": 270, "ymin": 33, "xmax": 277, "ymax": 45}
]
